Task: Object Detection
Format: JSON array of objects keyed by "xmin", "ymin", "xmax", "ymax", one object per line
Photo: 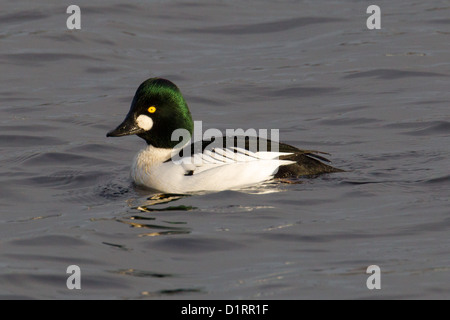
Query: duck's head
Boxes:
[{"xmin": 107, "ymin": 78, "xmax": 193, "ymax": 149}]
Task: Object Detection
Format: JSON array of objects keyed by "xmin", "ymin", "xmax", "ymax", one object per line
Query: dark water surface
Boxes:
[{"xmin": 1, "ymin": 0, "xmax": 449, "ymax": 299}]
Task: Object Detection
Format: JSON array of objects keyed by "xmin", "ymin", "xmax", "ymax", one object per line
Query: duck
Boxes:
[{"xmin": 107, "ymin": 78, "xmax": 343, "ymax": 193}]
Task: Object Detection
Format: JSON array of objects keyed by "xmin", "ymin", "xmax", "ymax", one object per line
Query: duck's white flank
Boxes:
[{"xmin": 131, "ymin": 144, "xmax": 295, "ymax": 193}]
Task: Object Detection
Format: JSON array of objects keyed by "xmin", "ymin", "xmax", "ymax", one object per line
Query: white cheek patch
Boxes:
[{"xmin": 136, "ymin": 114, "xmax": 154, "ymax": 131}]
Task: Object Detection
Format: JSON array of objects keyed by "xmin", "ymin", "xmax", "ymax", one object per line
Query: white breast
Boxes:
[{"xmin": 131, "ymin": 145, "xmax": 295, "ymax": 193}]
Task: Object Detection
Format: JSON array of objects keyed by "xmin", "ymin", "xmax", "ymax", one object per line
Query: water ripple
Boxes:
[
  {"xmin": 185, "ymin": 17, "xmax": 344, "ymax": 34},
  {"xmin": 344, "ymin": 69, "xmax": 447, "ymax": 80}
]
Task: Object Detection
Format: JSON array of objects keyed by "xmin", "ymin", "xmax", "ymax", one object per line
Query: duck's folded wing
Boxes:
[
  {"xmin": 171, "ymin": 142, "xmax": 295, "ymax": 176},
  {"xmin": 168, "ymin": 136, "xmax": 338, "ymax": 177}
]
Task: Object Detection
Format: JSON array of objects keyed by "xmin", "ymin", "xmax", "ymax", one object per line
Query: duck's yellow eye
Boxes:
[{"xmin": 148, "ymin": 106, "xmax": 156, "ymax": 113}]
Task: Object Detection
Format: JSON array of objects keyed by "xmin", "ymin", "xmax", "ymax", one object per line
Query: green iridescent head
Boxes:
[{"xmin": 107, "ymin": 78, "xmax": 193, "ymax": 148}]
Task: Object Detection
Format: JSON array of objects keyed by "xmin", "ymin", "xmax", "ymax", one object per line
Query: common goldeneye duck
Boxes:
[{"xmin": 107, "ymin": 78, "xmax": 343, "ymax": 193}]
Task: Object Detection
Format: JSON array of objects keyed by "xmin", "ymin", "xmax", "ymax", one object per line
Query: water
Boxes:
[{"xmin": 0, "ymin": 0, "xmax": 449, "ymax": 299}]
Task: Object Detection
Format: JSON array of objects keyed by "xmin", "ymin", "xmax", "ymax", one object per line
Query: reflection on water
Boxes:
[
  {"xmin": 133, "ymin": 193, "xmax": 194, "ymax": 212},
  {"xmin": 111, "ymin": 185, "xmax": 288, "ymax": 237},
  {"xmin": 117, "ymin": 219, "xmax": 191, "ymax": 237},
  {"xmin": 121, "ymin": 193, "xmax": 192, "ymax": 236}
]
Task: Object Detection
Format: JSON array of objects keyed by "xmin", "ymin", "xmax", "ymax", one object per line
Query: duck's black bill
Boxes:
[{"xmin": 107, "ymin": 117, "xmax": 145, "ymax": 137}]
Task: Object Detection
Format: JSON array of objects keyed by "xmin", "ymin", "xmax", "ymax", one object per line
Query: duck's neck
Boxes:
[{"xmin": 134, "ymin": 145, "xmax": 173, "ymax": 167}]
